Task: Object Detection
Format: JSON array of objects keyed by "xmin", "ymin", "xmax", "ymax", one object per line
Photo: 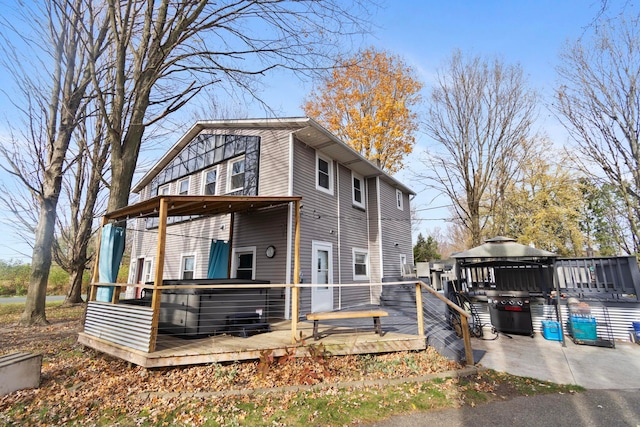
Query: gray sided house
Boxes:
[{"xmin": 128, "ymin": 117, "xmax": 415, "ymax": 318}]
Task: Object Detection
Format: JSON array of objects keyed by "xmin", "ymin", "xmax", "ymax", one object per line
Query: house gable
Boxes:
[{"xmin": 148, "ymin": 133, "xmax": 261, "ymax": 198}]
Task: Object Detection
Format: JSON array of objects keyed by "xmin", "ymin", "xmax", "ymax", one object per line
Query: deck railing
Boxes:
[{"xmin": 84, "ymin": 280, "xmax": 474, "ymax": 365}]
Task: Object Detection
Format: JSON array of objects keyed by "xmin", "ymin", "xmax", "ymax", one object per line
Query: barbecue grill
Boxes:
[{"xmin": 486, "ymin": 290, "xmax": 534, "ymax": 336}]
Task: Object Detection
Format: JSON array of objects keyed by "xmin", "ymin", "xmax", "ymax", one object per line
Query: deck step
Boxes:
[{"xmin": 0, "ymin": 352, "xmax": 42, "ymax": 396}]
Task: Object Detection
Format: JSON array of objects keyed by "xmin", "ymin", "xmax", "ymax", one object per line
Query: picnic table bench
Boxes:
[{"xmin": 306, "ymin": 309, "xmax": 389, "ymax": 340}]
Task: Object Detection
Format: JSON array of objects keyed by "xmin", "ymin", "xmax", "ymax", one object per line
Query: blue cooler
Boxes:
[
  {"xmin": 633, "ymin": 321, "xmax": 640, "ymax": 343},
  {"xmin": 542, "ymin": 320, "xmax": 562, "ymax": 341}
]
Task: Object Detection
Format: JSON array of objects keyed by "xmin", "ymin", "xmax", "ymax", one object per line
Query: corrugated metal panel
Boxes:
[
  {"xmin": 84, "ymin": 302, "xmax": 153, "ymax": 352},
  {"xmin": 471, "ymin": 301, "xmax": 640, "ymax": 342}
]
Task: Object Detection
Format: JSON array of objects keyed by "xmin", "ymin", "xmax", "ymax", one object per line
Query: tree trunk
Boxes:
[
  {"xmin": 107, "ymin": 119, "xmax": 147, "ymax": 212},
  {"xmin": 63, "ymin": 267, "xmax": 85, "ymax": 306},
  {"xmin": 19, "ymin": 198, "xmax": 57, "ymax": 325}
]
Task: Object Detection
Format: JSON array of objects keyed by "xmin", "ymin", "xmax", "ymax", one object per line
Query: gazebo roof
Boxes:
[{"xmin": 451, "ymin": 236, "xmax": 557, "ymax": 260}]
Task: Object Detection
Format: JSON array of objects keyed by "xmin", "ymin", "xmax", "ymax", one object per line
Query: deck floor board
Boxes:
[{"xmin": 78, "ymin": 309, "xmax": 428, "ymax": 367}]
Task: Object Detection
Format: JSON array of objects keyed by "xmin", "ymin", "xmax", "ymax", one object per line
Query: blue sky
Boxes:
[{"xmin": 0, "ymin": 0, "xmax": 610, "ymax": 261}]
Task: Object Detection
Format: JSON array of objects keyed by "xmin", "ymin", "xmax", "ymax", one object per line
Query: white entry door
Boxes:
[{"xmin": 311, "ymin": 241, "xmax": 333, "ymax": 312}]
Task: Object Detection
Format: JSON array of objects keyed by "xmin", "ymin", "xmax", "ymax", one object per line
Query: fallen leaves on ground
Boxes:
[{"xmin": 0, "ymin": 305, "xmax": 507, "ymax": 426}]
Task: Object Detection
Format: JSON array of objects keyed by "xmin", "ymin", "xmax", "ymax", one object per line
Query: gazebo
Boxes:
[{"xmin": 451, "ymin": 236, "xmax": 558, "ymax": 297}]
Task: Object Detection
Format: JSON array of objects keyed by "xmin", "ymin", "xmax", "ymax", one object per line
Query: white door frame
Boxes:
[{"xmin": 311, "ymin": 240, "xmax": 333, "ymax": 312}]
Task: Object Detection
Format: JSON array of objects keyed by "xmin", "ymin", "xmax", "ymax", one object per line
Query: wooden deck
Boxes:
[{"xmin": 78, "ymin": 319, "xmax": 426, "ymax": 368}]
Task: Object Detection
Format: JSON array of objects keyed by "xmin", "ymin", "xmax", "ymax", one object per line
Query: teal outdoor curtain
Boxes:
[
  {"xmin": 98, "ymin": 224, "xmax": 126, "ymax": 283},
  {"xmin": 207, "ymin": 240, "xmax": 230, "ymax": 279}
]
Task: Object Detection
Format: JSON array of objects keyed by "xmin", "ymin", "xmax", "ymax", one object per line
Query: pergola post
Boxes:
[
  {"xmin": 291, "ymin": 199, "xmax": 301, "ymax": 344},
  {"xmin": 149, "ymin": 197, "xmax": 168, "ymax": 352}
]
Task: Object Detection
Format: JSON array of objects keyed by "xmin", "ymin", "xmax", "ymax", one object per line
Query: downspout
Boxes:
[
  {"xmin": 284, "ymin": 133, "xmax": 295, "ymax": 319},
  {"xmin": 377, "ymin": 176, "xmax": 384, "ymax": 281},
  {"xmin": 336, "ymin": 162, "xmax": 342, "ymax": 309}
]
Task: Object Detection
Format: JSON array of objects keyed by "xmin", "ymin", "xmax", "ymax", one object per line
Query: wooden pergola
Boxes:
[{"xmin": 89, "ymin": 195, "xmax": 303, "ymax": 352}]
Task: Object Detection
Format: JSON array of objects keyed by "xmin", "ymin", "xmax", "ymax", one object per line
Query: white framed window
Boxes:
[
  {"xmin": 353, "ymin": 248, "xmax": 369, "ymax": 281},
  {"xmin": 231, "ymin": 246, "xmax": 256, "ymax": 280},
  {"xmin": 316, "ymin": 152, "xmax": 334, "ymax": 195},
  {"xmin": 180, "ymin": 254, "xmax": 196, "ymax": 280},
  {"xmin": 158, "ymin": 184, "xmax": 170, "ymax": 195},
  {"xmin": 202, "ymin": 166, "xmax": 218, "ymax": 195},
  {"xmin": 227, "ymin": 156, "xmax": 245, "ymax": 193},
  {"xmin": 143, "ymin": 259, "xmax": 153, "ymax": 283},
  {"xmin": 178, "ymin": 178, "xmax": 190, "ymax": 195},
  {"xmin": 400, "ymin": 254, "xmax": 407, "ymax": 265},
  {"xmin": 352, "ymin": 172, "xmax": 365, "ymax": 209},
  {"xmin": 396, "ymin": 189, "xmax": 404, "ymax": 211}
]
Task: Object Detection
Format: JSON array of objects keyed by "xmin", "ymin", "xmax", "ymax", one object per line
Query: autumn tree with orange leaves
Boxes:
[{"xmin": 303, "ymin": 47, "xmax": 422, "ymax": 174}]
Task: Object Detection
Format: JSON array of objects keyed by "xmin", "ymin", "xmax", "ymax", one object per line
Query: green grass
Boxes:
[{"xmin": 0, "ymin": 300, "xmax": 84, "ymax": 324}]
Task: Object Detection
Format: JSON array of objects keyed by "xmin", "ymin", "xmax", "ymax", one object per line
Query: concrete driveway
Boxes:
[
  {"xmin": 370, "ymin": 333, "xmax": 640, "ymax": 427},
  {"xmin": 471, "ymin": 332, "xmax": 640, "ymax": 389}
]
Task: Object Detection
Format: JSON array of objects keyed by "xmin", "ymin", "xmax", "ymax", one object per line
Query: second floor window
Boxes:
[
  {"xmin": 396, "ymin": 189, "xmax": 404, "ymax": 210},
  {"xmin": 178, "ymin": 178, "xmax": 190, "ymax": 195},
  {"xmin": 228, "ymin": 157, "xmax": 245, "ymax": 192},
  {"xmin": 158, "ymin": 184, "xmax": 170, "ymax": 195},
  {"xmin": 316, "ymin": 153, "xmax": 333, "ymax": 195},
  {"xmin": 203, "ymin": 167, "xmax": 218, "ymax": 195},
  {"xmin": 352, "ymin": 173, "xmax": 365, "ymax": 209}
]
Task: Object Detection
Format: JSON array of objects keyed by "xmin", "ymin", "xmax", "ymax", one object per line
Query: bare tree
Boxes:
[
  {"xmin": 0, "ymin": 0, "xmax": 110, "ymax": 324},
  {"xmin": 555, "ymin": 12, "xmax": 640, "ymax": 254},
  {"xmin": 94, "ymin": 0, "xmax": 375, "ymax": 212},
  {"xmin": 421, "ymin": 51, "xmax": 538, "ymax": 246},
  {"xmin": 53, "ymin": 107, "xmax": 110, "ymax": 306}
]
